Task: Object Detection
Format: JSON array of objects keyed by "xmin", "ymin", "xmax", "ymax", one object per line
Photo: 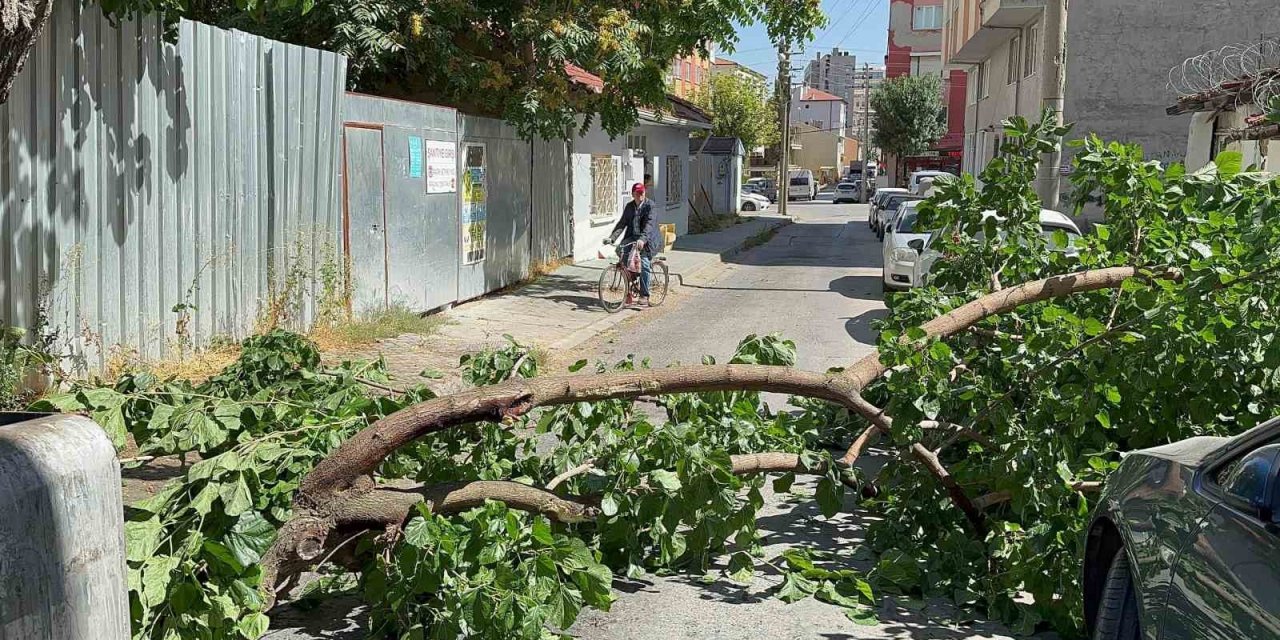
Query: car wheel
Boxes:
[
  {"xmin": 881, "ymin": 280, "xmax": 891, "ymax": 294},
  {"xmin": 742, "ymin": 201, "xmax": 756, "ymax": 211},
  {"xmin": 1093, "ymin": 552, "xmax": 1142, "ymax": 640}
]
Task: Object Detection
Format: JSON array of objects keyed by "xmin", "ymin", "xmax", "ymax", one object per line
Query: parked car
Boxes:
[
  {"xmin": 876, "ymin": 194, "xmax": 923, "ymax": 242},
  {"xmin": 739, "ymin": 191, "xmax": 771, "ymax": 212},
  {"xmin": 911, "ymin": 209, "xmax": 1082, "ymax": 287},
  {"xmin": 870, "ymin": 188, "xmax": 909, "ymax": 232},
  {"xmin": 788, "ymin": 170, "xmax": 818, "ymax": 201},
  {"xmin": 745, "ymin": 177, "xmax": 777, "ymax": 202},
  {"xmin": 908, "ymin": 170, "xmax": 952, "ymax": 195},
  {"xmin": 833, "ymin": 181, "xmax": 861, "ymax": 204},
  {"xmin": 1083, "ymin": 416, "xmax": 1280, "ymax": 640},
  {"xmin": 881, "ymin": 201, "xmax": 931, "ymax": 292}
]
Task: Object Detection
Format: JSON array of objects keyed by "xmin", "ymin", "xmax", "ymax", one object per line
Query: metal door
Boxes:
[{"xmin": 343, "ymin": 126, "xmax": 388, "ymax": 312}]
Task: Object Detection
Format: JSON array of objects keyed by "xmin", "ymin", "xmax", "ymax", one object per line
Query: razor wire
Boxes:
[{"xmin": 1168, "ymin": 38, "xmax": 1280, "ymax": 110}]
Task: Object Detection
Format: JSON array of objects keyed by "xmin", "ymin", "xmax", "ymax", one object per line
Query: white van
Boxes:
[
  {"xmin": 908, "ymin": 170, "xmax": 951, "ymax": 195},
  {"xmin": 788, "ymin": 170, "xmax": 817, "ymax": 201}
]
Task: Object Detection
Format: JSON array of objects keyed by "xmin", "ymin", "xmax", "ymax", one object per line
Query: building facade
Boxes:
[
  {"xmin": 942, "ymin": 0, "xmax": 1046, "ymax": 179},
  {"xmin": 670, "ymin": 51, "xmax": 714, "ymax": 100},
  {"xmin": 804, "ymin": 48, "xmax": 860, "ymax": 98},
  {"xmin": 886, "ymin": 0, "xmax": 967, "ymax": 182},
  {"xmin": 790, "ymin": 87, "xmax": 848, "ymax": 182},
  {"xmin": 712, "ymin": 58, "xmax": 768, "ymax": 85},
  {"xmin": 847, "ymin": 65, "xmax": 886, "ymax": 172}
]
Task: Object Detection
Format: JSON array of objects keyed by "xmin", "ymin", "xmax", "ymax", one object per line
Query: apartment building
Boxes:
[
  {"xmin": 670, "ymin": 51, "xmax": 714, "ymax": 100},
  {"xmin": 804, "ymin": 48, "xmax": 860, "ymax": 97},
  {"xmin": 942, "ymin": 0, "xmax": 1047, "ymax": 178},
  {"xmin": 886, "ymin": 0, "xmax": 967, "ymax": 181},
  {"xmin": 711, "ymin": 57, "xmax": 768, "ymax": 85}
]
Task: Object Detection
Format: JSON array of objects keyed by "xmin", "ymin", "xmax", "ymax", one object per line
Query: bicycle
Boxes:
[{"xmin": 597, "ymin": 240, "xmax": 669, "ymax": 313}]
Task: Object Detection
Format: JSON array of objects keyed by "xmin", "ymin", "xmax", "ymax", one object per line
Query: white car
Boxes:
[
  {"xmin": 739, "ymin": 191, "xmax": 771, "ymax": 212},
  {"xmin": 833, "ymin": 181, "xmax": 861, "ymax": 204},
  {"xmin": 882, "ymin": 201, "xmax": 931, "ymax": 292},
  {"xmin": 908, "ymin": 170, "xmax": 951, "ymax": 195},
  {"xmin": 911, "ymin": 209, "xmax": 1084, "ymax": 288},
  {"xmin": 870, "ymin": 188, "xmax": 908, "ymax": 231}
]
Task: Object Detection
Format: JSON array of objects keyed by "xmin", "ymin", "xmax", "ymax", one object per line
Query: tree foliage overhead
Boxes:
[
  {"xmin": 96, "ymin": 0, "xmax": 825, "ymax": 140},
  {"xmin": 869, "ymin": 75, "xmax": 946, "ymax": 161},
  {"xmin": 693, "ymin": 72, "xmax": 780, "ymax": 153}
]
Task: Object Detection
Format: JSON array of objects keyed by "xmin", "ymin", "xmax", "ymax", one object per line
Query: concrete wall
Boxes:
[
  {"xmin": 1064, "ymin": 0, "xmax": 1279, "ymax": 166},
  {"xmin": 571, "ymin": 121, "xmax": 695, "ymax": 261},
  {"xmin": 793, "ymin": 99, "xmax": 846, "ymax": 133},
  {"xmin": 1185, "ymin": 106, "xmax": 1278, "ymax": 173}
]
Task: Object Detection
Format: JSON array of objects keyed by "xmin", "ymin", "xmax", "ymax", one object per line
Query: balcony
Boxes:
[{"xmin": 948, "ymin": 0, "xmax": 1044, "ymax": 66}]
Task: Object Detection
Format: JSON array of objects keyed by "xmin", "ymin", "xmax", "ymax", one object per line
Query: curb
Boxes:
[{"xmin": 669, "ymin": 216, "xmax": 794, "ymax": 287}]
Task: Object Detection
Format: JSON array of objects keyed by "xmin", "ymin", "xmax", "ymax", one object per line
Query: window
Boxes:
[
  {"xmin": 1007, "ymin": 36, "xmax": 1021, "ymax": 85},
  {"xmin": 976, "ymin": 60, "xmax": 990, "ymax": 99},
  {"xmin": 627, "ymin": 135, "xmax": 648, "ymax": 155},
  {"xmin": 590, "ymin": 155, "xmax": 618, "ymax": 222},
  {"xmin": 665, "ymin": 155, "xmax": 682, "ymax": 208},
  {"xmin": 1024, "ymin": 25, "xmax": 1040, "ymax": 77},
  {"xmin": 913, "ymin": 5, "xmax": 943, "ymax": 30}
]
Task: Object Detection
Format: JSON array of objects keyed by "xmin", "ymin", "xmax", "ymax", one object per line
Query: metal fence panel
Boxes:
[
  {"xmin": 0, "ymin": 4, "xmax": 346, "ymax": 372},
  {"xmin": 342, "ymin": 93, "xmax": 459, "ymax": 313},
  {"xmin": 457, "ymin": 115, "xmax": 531, "ymax": 302},
  {"xmin": 531, "ymin": 137, "xmax": 573, "ymax": 266}
]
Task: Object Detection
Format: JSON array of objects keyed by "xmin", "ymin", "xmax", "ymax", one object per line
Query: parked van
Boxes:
[
  {"xmin": 788, "ymin": 170, "xmax": 818, "ymax": 201},
  {"xmin": 908, "ymin": 170, "xmax": 951, "ymax": 195}
]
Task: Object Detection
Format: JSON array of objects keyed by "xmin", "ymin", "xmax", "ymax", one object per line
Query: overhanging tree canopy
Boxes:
[
  {"xmin": 870, "ymin": 75, "xmax": 946, "ymax": 177},
  {"xmin": 693, "ymin": 73, "xmax": 780, "ymax": 153}
]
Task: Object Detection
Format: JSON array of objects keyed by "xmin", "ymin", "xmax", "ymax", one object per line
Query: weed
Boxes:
[
  {"xmin": 310, "ymin": 302, "xmax": 445, "ymax": 348},
  {"xmin": 742, "ymin": 225, "xmax": 780, "ymax": 250}
]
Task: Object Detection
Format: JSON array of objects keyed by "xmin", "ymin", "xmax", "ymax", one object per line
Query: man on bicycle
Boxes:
[{"xmin": 607, "ymin": 182, "xmax": 662, "ymax": 306}]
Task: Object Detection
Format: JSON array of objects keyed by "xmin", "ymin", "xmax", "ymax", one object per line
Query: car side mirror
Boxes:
[
  {"xmin": 907, "ymin": 239, "xmax": 925, "ymax": 253},
  {"xmin": 1224, "ymin": 444, "xmax": 1280, "ymax": 524}
]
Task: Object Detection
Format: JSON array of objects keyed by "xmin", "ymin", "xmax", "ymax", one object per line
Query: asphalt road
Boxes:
[{"xmin": 264, "ymin": 199, "xmax": 1047, "ymax": 640}]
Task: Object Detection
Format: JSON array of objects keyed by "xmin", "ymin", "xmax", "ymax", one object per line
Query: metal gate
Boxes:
[
  {"xmin": 531, "ymin": 137, "xmax": 573, "ymax": 265},
  {"xmin": 342, "ymin": 94, "xmax": 459, "ymax": 313}
]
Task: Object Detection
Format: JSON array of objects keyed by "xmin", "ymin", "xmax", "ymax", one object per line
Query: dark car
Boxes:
[
  {"xmin": 745, "ymin": 178, "xmax": 777, "ymax": 203},
  {"xmin": 1084, "ymin": 418, "xmax": 1280, "ymax": 639}
]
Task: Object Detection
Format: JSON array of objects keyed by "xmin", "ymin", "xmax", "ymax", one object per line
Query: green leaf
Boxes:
[
  {"xmin": 650, "ymin": 469, "xmax": 682, "ymax": 492},
  {"xmin": 772, "ymin": 472, "xmax": 796, "ymax": 494},
  {"xmin": 225, "ymin": 511, "xmax": 276, "ymax": 567},
  {"xmin": 928, "ymin": 341, "xmax": 952, "ymax": 361},
  {"xmin": 220, "ymin": 475, "xmax": 254, "ymax": 517},
  {"xmin": 727, "ymin": 551, "xmax": 755, "ymax": 583},
  {"xmin": 876, "ymin": 550, "xmax": 921, "ymax": 588},
  {"xmin": 237, "ymin": 612, "xmax": 271, "ymax": 639},
  {"xmin": 815, "ymin": 477, "xmax": 843, "ymax": 518},
  {"xmin": 845, "ymin": 606, "xmax": 878, "ymax": 626},
  {"xmin": 139, "ymin": 555, "xmax": 179, "ymax": 608},
  {"xmin": 126, "ymin": 517, "xmax": 165, "ymax": 562},
  {"xmin": 531, "ymin": 518, "xmax": 555, "ymax": 545},
  {"xmin": 1214, "ymin": 150, "xmax": 1243, "ymax": 178},
  {"xmin": 1083, "ymin": 317, "xmax": 1106, "ymax": 337},
  {"xmin": 777, "ymin": 572, "xmax": 818, "ymax": 603},
  {"xmin": 600, "ymin": 494, "xmax": 619, "ymax": 517},
  {"xmin": 1095, "ymin": 410, "xmax": 1112, "ymax": 429},
  {"xmin": 1190, "ymin": 241, "xmax": 1213, "ymax": 259},
  {"xmin": 202, "ymin": 540, "xmax": 245, "ymax": 572},
  {"xmin": 92, "ymin": 406, "xmax": 128, "ymax": 449},
  {"xmin": 568, "ymin": 359, "xmax": 588, "ymax": 373}
]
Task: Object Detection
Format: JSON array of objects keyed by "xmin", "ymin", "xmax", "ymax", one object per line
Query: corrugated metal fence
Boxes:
[{"xmin": 0, "ymin": 3, "xmax": 346, "ymax": 371}]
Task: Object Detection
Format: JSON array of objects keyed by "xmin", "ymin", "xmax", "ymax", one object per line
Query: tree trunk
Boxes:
[{"xmin": 0, "ymin": 0, "xmax": 54, "ymax": 104}]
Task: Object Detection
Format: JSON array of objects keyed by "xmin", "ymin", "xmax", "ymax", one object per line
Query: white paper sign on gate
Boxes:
[{"xmin": 425, "ymin": 140, "xmax": 457, "ymax": 193}]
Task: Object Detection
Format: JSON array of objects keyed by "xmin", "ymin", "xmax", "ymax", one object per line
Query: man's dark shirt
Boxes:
[{"xmin": 610, "ymin": 198, "xmax": 662, "ymax": 257}]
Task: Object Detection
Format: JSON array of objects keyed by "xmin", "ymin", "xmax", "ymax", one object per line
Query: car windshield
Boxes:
[
  {"xmin": 897, "ymin": 209, "xmax": 923, "ymax": 233},
  {"xmin": 1040, "ymin": 225, "xmax": 1081, "ymax": 249},
  {"xmin": 837, "ymin": 183, "xmax": 856, "ymax": 189}
]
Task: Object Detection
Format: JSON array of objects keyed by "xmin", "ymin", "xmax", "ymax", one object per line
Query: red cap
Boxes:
[{"xmin": 631, "ymin": 182, "xmax": 645, "ymax": 195}]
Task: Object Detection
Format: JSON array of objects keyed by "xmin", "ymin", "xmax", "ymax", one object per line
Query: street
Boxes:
[{"xmin": 265, "ymin": 199, "xmax": 1043, "ymax": 640}]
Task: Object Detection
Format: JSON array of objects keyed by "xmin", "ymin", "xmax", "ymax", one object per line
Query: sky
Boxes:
[{"xmin": 717, "ymin": 0, "xmax": 891, "ymax": 81}]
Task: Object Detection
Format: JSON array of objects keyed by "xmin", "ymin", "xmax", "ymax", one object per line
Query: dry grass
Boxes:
[
  {"xmin": 310, "ymin": 303, "xmax": 447, "ymax": 350},
  {"xmin": 132, "ymin": 342, "xmax": 243, "ymax": 383}
]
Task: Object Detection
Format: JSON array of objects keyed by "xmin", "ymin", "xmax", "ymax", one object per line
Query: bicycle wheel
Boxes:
[
  {"xmin": 598, "ymin": 264, "xmax": 629, "ymax": 313},
  {"xmin": 648, "ymin": 261, "xmax": 670, "ymax": 306}
]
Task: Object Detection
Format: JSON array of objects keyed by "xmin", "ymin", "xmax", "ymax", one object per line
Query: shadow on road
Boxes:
[{"xmin": 844, "ymin": 308, "xmax": 890, "ymax": 345}]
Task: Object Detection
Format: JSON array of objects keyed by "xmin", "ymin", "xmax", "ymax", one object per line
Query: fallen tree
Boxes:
[{"xmin": 42, "ymin": 113, "xmax": 1280, "ymax": 639}]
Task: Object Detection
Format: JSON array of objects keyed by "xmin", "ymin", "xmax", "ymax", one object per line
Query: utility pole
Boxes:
[
  {"xmin": 860, "ymin": 63, "xmax": 871, "ymax": 203},
  {"xmin": 1037, "ymin": 0, "xmax": 1067, "ymax": 208},
  {"xmin": 777, "ymin": 46, "xmax": 792, "ymax": 218}
]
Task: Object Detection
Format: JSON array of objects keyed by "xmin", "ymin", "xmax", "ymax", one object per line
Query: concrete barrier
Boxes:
[{"xmin": 0, "ymin": 413, "xmax": 129, "ymax": 640}]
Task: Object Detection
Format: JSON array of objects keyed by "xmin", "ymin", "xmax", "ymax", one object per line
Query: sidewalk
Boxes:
[{"xmin": 325, "ymin": 213, "xmax": 792, "ymax": 389}]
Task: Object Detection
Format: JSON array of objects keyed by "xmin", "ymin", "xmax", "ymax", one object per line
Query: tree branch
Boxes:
[
  {"xmin": 546, "ymin": 460, "xmax": 598, "ymax": 491},
  {"xmin": 840, "ymin": 266, "xmax": 1180, "ymax": 391},
  {"xmin": 298, "ymin": 365, "xmax": 872, "ymax": 502}
]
